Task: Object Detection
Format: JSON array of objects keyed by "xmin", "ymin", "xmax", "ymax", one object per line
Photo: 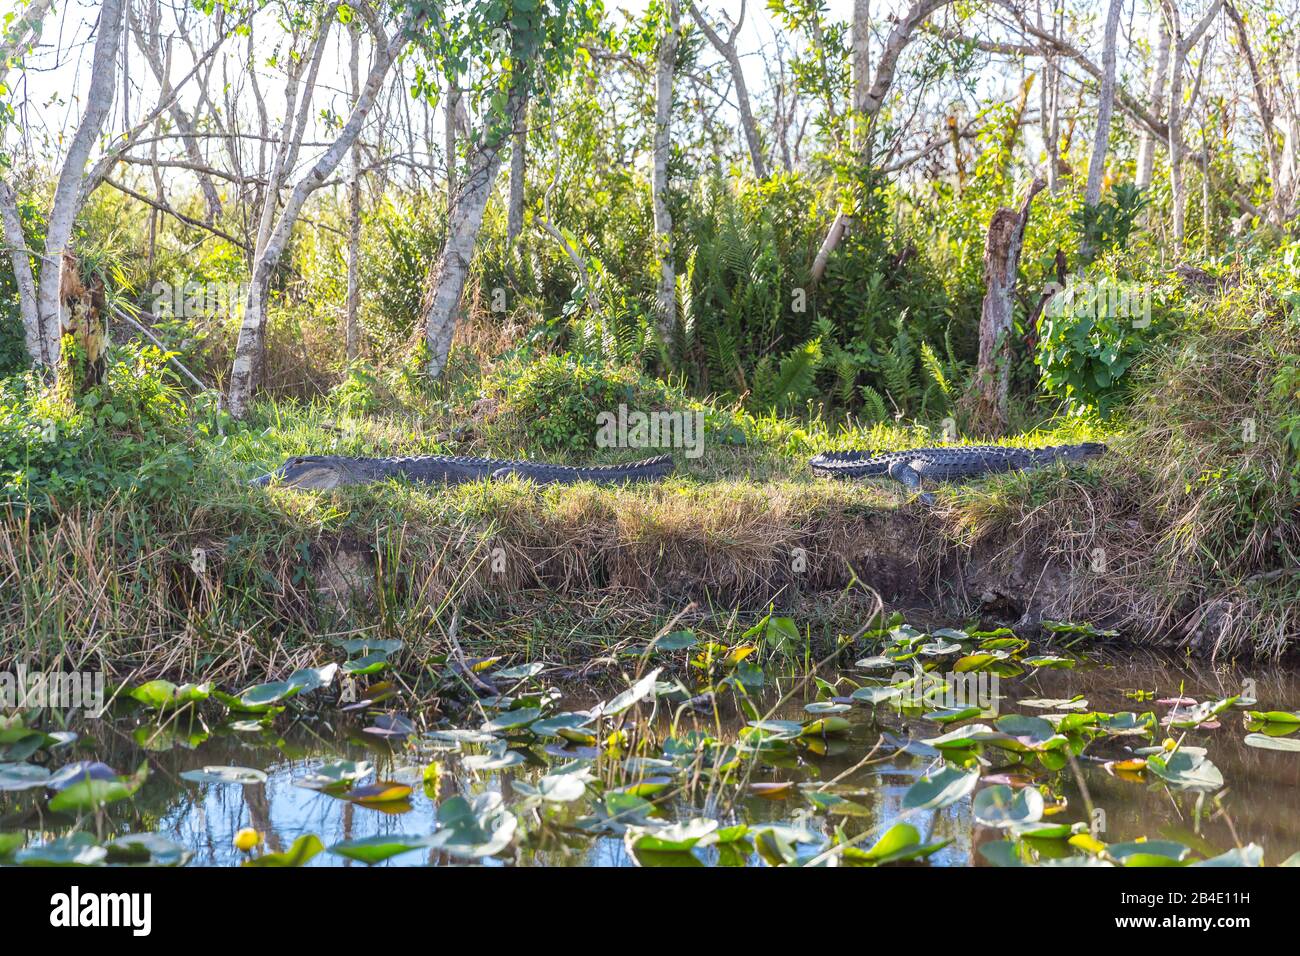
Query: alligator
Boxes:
[
  {"xmin": 251, "ymin": 453, "xmax": 675, "ymax": 490},
  {"xmin": 808, "ymin": 443, "xmax": 1106, "ymax": 502}
]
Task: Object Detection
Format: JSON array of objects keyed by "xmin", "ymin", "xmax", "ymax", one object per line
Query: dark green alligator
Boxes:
[
  {"xmin": 251, "ymin": 453, "xmax": 674, "ymax": 490},
  {"xmin": 809, "ymin": 443, "xmax": 1106, "ymax": 502}
]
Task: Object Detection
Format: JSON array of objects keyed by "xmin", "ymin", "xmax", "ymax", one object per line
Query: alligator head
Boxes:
[
  {"xmin": 250, "ymin": 455, "xmax": 386, "ymax": 490},
  {"xmin": 1056, "ymin": 441, "xmax": 1108, "ymax": 461}
]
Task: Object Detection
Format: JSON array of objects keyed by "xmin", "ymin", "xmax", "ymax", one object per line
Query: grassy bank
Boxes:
[{"xmin": 2, "ymin": 282, "xmax": 1296, "ymax": 679}]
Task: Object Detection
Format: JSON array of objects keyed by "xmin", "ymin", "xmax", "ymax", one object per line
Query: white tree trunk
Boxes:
[
  {"xmin": 0, "ymin": 0, "xmax": 53, "ymax": 85},
  {"xmin": 1081, "ymin": 0, "xmax": 1123, "ymax": 259},
  {"xmin": 507, "ymin": 98, "xmax": 528, "ymax": 245},
  {"xmin": 423, "ymin": 93, "xmax": 524, "ymax": 380},
  {"xmin": 445, "ymin": 78, "xmax": 461, "ymax": 212},
  {"xmin": 227, "ymin": 11, "xmax": 404, "ymax": 419},
  {"xmin": 1165, "ymin": 0, "xmax": 1223, "ymax": 248},
  {"xmin": 811, "ymin": 0, "xmax": 954, "ymax": 277},
  {"xmin": 1136, "ymin": 15, "xmax": 1170, "ymax": 188},
  {"xmin": 652, "ymin": 0, "xmax": 680, "ymax": 340},
  {"xmin": 346, "ymin": 21, "xmax": 363, "ymax": 364},
  {"xmin": 852, "ymin": 0, "xmax": 871, "ymax": 161},
  {"xmin": 686, "ymin": 1, "xmax": 766, "ymax": 179},
  {"xmin": 35, "ymin": 0, "xmax": 125, "ymax": 365},
  {"xmin": 0, "ymin": 181, "xmax": 42, "ymax": 364}
]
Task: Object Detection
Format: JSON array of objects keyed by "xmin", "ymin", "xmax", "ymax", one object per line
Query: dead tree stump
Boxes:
[
  {"xmin": 55, "ymin": 252, "xmax": 108, "ymax": 402},
  {"xmin": 963, "ymin": 178, "xmax": 1045, "ymax": 436}
]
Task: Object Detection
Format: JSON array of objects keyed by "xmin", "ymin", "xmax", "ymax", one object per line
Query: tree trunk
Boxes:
[
  {"xmin": 346, "ymin": 21, "xmax": 363, "ymax": 365},
  {"xmin": 1080, "ymin": 0, "xmax": 1123, "ymax": 260},
  {"xmin": 1224, "ymin": 2, "xmax": 1280, "ymax": 222},
  {"xmin": 852, "ymin": 0, "xmax": 871, "ymax": 162},
  {"xmin": 507, "ymin": 97, "xmax": 528, "ymax": 245},
  {"xmin": 423, "ymin": 93, "xmax": 525, "ymax": 381},
  {"xmin": 1135, "ymin": 15, "xmax": 1170, "ymax": 188},
  {"xmin": 227, "ymin": 11, "xmax": 403, "ymax": 419},
  {"xmin": 1164, "ymin": 0, "xmax": 1223, "ymax": 249},
  {"xmin": 0, "ymin": 0, "xmax": 53, "ymax": 78},
  {"xmin": 0, "ymin": 181, "xmax": 42, "ymax": 365},
  {"xmin": 445, "ymin": 78, "xmax": 461, "ymax": 212},
  {"xmin": 965, "ymin": 179, "xmax": 1045, "ymax": 437},
  {"xmin": 35, "ymin": 0, "xmax": 125, "ymax": 366},
  {"xmin": 685, "ymin": 1, "xmax": 767, "ymax": 179},
  {"xmin": 810, "ymin": 0, "xmax": 955, "ymax": 281},
  {"xmin": 652, "ymin": 0, "xmax": 680, "ymax": 342},
  {"xmin": 55, "ymin": 253, "xmax": 108, "ymax": 401}
]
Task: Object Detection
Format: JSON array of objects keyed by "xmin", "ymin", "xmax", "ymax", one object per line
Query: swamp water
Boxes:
[{"xmin": 3, "ymin": 622, "xmax": 1300, "ymax": 867}]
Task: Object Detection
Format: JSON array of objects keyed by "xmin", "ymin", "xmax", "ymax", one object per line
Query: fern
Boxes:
[
  {"xmin": 753, "ymin": 337, "xmax": 823, "ymax": 411},
  {"xmin": 859, "ymin": 384, "xmax": 889, "ymax": 423},
  {"xmin": 920, "ymin": 340, "xmax": 951, "ymax": 400}
]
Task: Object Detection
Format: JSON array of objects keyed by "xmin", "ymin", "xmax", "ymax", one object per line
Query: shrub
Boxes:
[
  {"xmin": 488, "ymin": 353, "xmax": 672, "ymax": 455},
  {"xmin": 0, "ymin": 343, "xmax": 201, "ymax": 511}
]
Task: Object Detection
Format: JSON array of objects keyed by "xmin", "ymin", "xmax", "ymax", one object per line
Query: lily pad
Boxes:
[
  {"xmin": 972, "ymin": 784, "xmax": 1044, "ymax": 828},
  {"xmin": 180, "ymin": 766, "xmax": 269, "ymax": 786},
  {"xmin": 902, "ymin": 764, "xmax": 979, "ymax": 810},
  {"xmin": 243, "ymin": 834, "xmax": 323, "ymax": 867},
  {"xmin": 329, "ymin": 834, "xmax": 436, "ymax": 864}
]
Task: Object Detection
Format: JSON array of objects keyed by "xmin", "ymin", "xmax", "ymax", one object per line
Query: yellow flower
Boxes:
[{"xmin": 234, "ymin": 828, "xmax": 262, "ymax": 852}]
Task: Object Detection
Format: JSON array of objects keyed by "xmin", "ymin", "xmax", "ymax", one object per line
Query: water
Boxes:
[{"xmin": 4, "ymin": 642, "xmax": 1300, "ymax": 867}]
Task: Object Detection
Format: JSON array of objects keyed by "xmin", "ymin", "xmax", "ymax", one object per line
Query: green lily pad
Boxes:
[
  {"xmin": 16, "ymin": 833, "xmax": 106, "ymax": 867},
  {"xmin": 902, "ymin": 764, "xmax": 979, "ymax": 810},
  {"xmin": 329, "ymin": 834, "xmax": 437, "ymax": 864},
  {"xmin": 180, "ymin": 766, "xmax": 269, "ymax": 785},
  {"xmin": 972, "ymin": 784, "xmax": 1044, "ymax": 828},
  {"xmin": 129, "ymin": 680, "xmax": 212, "ymax": 710},
  {"xmin": 243, "ymin": 834, "xmax": 324, "ymax": 867},
  {"xmin": 0, "ymin": 761, "xmax": 52, "ymax": 791},
  {"xmin": 429, "ymin": 792, "xmax": 517, "ymax": 858},
  {"xmin": 1244, "ymin": 733, "xmax": 1300, "ymax": 752}
]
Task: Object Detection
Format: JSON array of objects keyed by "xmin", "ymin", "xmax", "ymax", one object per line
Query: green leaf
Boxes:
[
  {"xmin": 1244, "ymin": 733, "xmax": 1300, "ymax": 752},
  {"xmin": 903, "ymin": 764, "xmax": 980, "ymax": 810},
  {"xmin": 328, "ymin": 834, "xmax": 436, "ymax": 864},
  {"xmin": 0, "ymin": 761, "xmax": 51, "ymax": 791},
  {"xmin": 49, "ymin": 763, "xmax": 148, "ymax": 813},
  {"xmin": 128, "ymin": 680, "xmax": 212, "ymax": 710},
  {"xmin": 972, "ymin": 785, "xmax": 1044, "ymax": 828},
  {"xmin": 180, "ymin": 765, "xmax": 269, "ymax": 785},
  {"xmin": 243, "ymin": 834, "xmax": 324, "ymax": 867},
  {"xmin": 16, "ymin": 833, "xmax": 106, "ymax": 867}
]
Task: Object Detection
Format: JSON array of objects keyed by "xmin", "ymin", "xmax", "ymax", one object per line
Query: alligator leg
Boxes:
[{"xmin": 887, "ymin": 460, "xmax": 935, "ymax": 505}]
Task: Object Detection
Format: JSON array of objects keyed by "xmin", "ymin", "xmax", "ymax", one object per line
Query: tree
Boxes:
[
  {"xmin": 1135, "ymin": 11, "xmax": 1170, "ymax": 189},
  {"xmin": 808, "ymin": 0, "xmax": 957, "ymax": 285},
  {"xmin": 685, "ymin": 1, "xmax": 767, "ymax": 179},
  {"xmin": 1081, "ymin": 0, "xmax": 1124, "ymax": 260},
  {"xmin": 965, "ymin": 178, "xmax": 1045, "ymax": 436},
  {"xmin": 652, "ymin": 0, "xmax": 681, "ymax": 343},
  {"xmin": 227, "ymin": 3, "xmax": 407, "ymax": 419},
  {"xmin": 419, "ymin": 0, "xmax": 601, "ymax": 382},
  {"xmin": 1163, "ymin": 0, "xmax": 1223, "ymax": 248}
]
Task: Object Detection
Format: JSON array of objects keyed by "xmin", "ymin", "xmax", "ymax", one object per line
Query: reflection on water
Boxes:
[{"xmin": 3, "ymin": 646, "xmax": 1299, "ymax": 866}]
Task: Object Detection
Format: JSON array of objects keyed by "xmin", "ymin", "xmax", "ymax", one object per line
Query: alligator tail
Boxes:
[
  {"xmin": 490, "ymin": 454, "xmax": 675, "ymax": 485},
  {"xmin": 808, "ymin": 450, "xmax": 884, "ymax": 480}
]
